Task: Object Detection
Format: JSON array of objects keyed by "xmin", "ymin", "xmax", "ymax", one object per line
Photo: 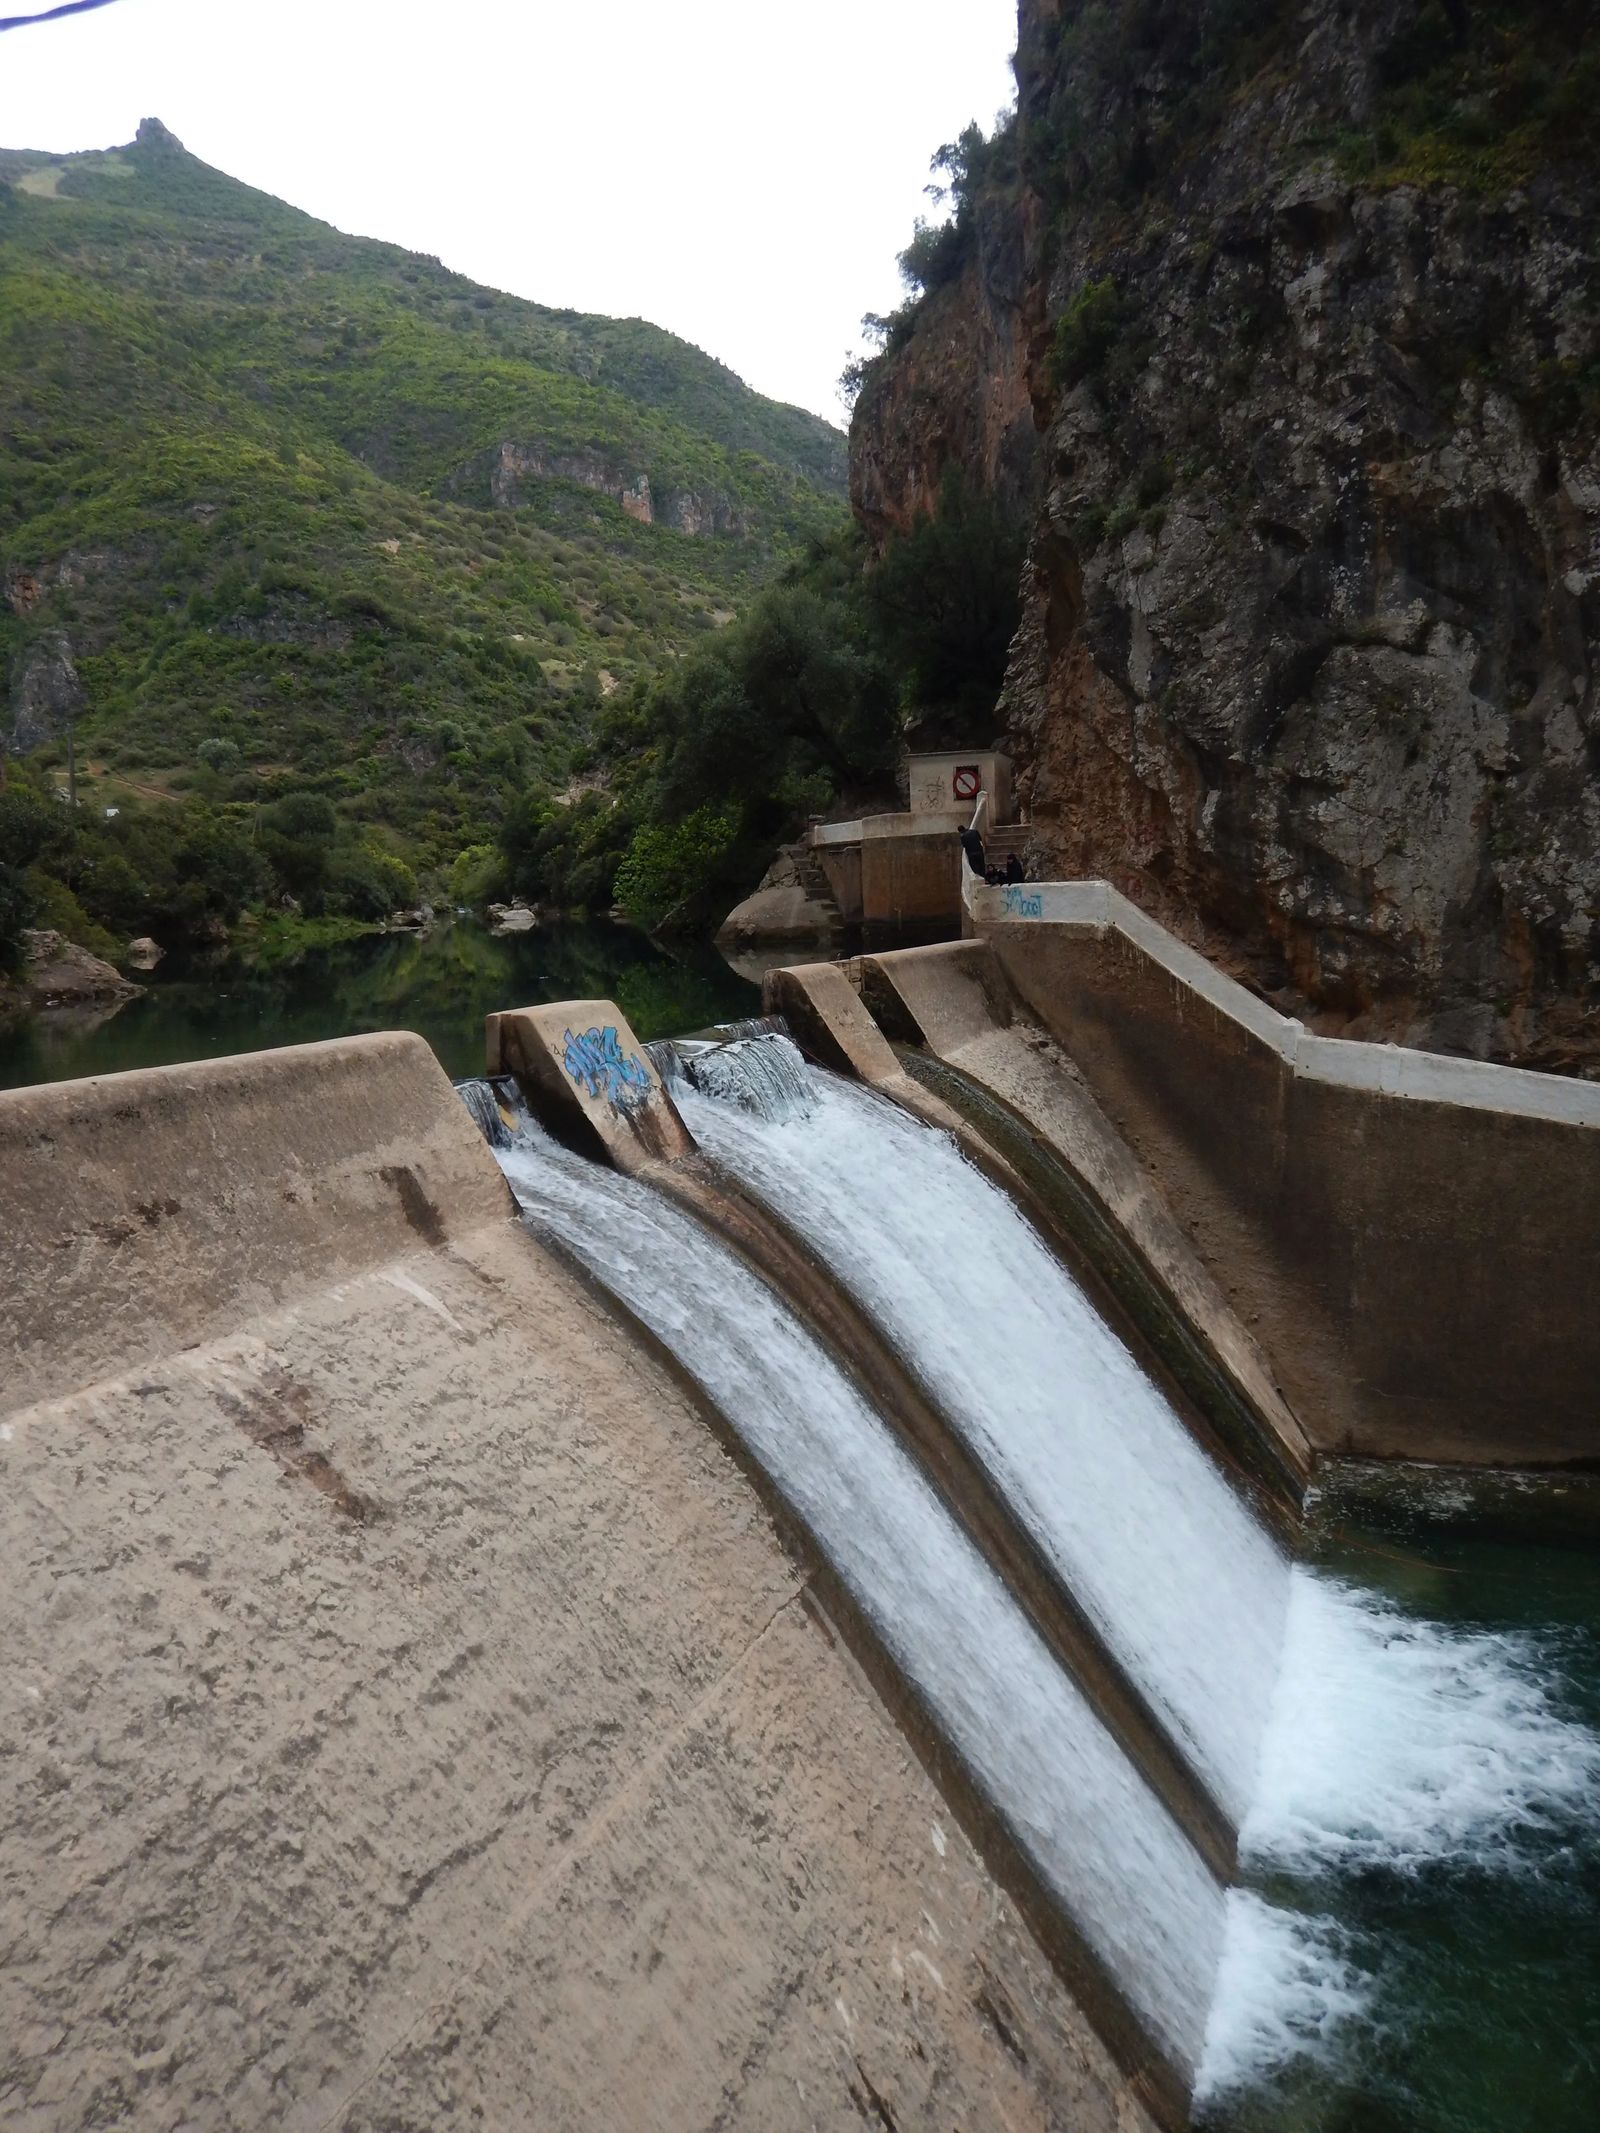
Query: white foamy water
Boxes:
[
  {"xmin": 497, "ymin": 1126, "xmax": 1228, "ymax": 2077},
  {"xmin": 678, "ymin": 1063, "xmax": 1291, "ymax": 1828},
  {"xmin": 1246, "ymin": 1571, "xmax": 1600, "ymax": 1875},
  {"xmin": 465, "ymin": 1057, "xmax": 1600, "ymax": 2112},
  {"xmin": 1196, "ymin": 1892, "xmax": 1374, "ymax": 2105}
]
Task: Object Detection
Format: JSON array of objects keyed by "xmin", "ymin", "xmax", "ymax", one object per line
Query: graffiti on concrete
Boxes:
[
  {"xmin": 562, "ymin": 1024, "xmax": 654, "ymax": 1111},
  {"xmin": 1001, "ymin": 885, "xmax": 1043, "ymax": 918}
]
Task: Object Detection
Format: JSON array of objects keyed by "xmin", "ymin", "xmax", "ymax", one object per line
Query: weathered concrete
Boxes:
[
  {"xmin": 966, "ymin": 881, "xmax": 1600, "ymax": 1466},
  {"xmin": 860, "ymin": 828, "xmax": 962, "ymax": 932},
  {"xmin": 488, "ymin": 999, "xmax": 693, "ymax": 1171},
  {"xmin": 0, "ymin": 1037, "xmax": 1161, "ymax": 2133},
  {"xmin": 0, "ymin": 1033, "xmax": 507, "ymax": 1417},
  {"xmin": 859, "ymin": 940, "xmax": 1311, "ymax": 1495},
  {"xmin": 906, "ymin": 749, "xmax": 1013, "ymax": 823},
  {"xmin": 764, "ymin": 961, "xmax": 903, "ymax": 1085}
]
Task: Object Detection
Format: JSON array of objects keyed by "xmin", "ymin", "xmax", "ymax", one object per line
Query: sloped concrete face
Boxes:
[
  {"xmin": 488, "ymin": 998, "xmax": 693, "ymax": 1170},
  {"xmin": 763, "ymin": 961, "xmax": 902, "ymax": 1084},
  {"xmin": 0, "ymin": 1032, "xmax": 512, "ymax": 1419},
  {"xmin": 788, "ymin": 942, "xmax": 1310, "ymax": 1504},
  {"xmin": 0, "ymin": 1037, "xmax": 1157, "ymax": 2133}
]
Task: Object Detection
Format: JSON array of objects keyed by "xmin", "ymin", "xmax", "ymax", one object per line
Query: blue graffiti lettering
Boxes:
[
  {"xmin": 562, "ymin": 1024, "xmax": 654, "ymax": 1111},
  {"xmin": 1001, "ymin": 885, "xmax": 1043, "ymax": 918}
]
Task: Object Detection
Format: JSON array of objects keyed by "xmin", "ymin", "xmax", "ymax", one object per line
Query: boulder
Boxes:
[
  {"xmin": 126, "ymin": 936, "xmax": 164, "ymax": 970},
  {"xmin": 716, "ymin": 848, "xmax": 837, "ymax": 948},
  {"xmin": 487, "ymin": 901, "xmax": 539, "ymax": 935},
  {"xmin": 19, "ymin": 930, "xmax": 142, "ymax": 1009}
]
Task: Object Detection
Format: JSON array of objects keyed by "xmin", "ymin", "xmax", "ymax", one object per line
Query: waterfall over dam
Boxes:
[
  {"xmin": 463, "ymin": 1019, "xmax": 1600, "ymax": 2126},
  {"xmin": 3, "ymin": 946, "xmax": 1595, "ymax": 2133}
]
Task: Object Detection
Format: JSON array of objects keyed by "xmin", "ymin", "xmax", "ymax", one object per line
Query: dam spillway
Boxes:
[
  {"xmin": 672, "ymin": 1058, "xmax": 1290, "ymax": 1833},
  {"xmin": 463, "ymin": 1019, "xmax": 1600, "ymax": 2127},
  {"xmin": 3, "ymin": 951, "xmax": 1597, "ymax": 2132}
]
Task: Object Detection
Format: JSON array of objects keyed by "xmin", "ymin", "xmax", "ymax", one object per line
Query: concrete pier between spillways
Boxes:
[
  {"xmin": 773, "ymin": 877, "xmax": 1600, "ymax": 1470},
  {"xmin": 0, "ymin": 1035, "xmax": 1163, "ymax": 2133}
]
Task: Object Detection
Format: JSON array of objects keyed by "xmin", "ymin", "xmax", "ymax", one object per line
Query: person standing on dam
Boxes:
[{"xmin": 958, "ymin": 793, "xmax": 988, "ymax": 879}]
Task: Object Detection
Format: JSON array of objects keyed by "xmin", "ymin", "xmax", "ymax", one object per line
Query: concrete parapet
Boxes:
[
  {"xmin": 763, "ymin": 961, "xmax": 902, "ymax": 1084},
  {"xmin": 487, "ymin": 998, "xmax": 693, "ymax": 1171},
  {"xmin": 0, "ymin": 1032, "xmax": 512, "ymax": 1419},
  {"xmin": 966, "ymin": 878, "xmax": 1600, "ymax": 1465}
]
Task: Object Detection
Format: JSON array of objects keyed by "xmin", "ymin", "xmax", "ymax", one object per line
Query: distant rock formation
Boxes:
[
  {"xmin": 0, "ymin": 930, "xmax": 142, "ymax": 1019},
  {"xmin": 489, "ymin": 441, "xmax": 749, "ymax": 536}
]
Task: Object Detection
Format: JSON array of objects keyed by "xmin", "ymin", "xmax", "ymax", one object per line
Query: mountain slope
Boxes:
[{"xmin": 0, "ymin": 119, "xmax": 846, "ymax": 877}]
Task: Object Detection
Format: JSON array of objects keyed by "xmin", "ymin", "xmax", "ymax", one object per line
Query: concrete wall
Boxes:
[
  {"xmin": 0, "ymin": 1032, "xmax": 513, "ymax": 1419},
  {"xmin": 861, "ymin": 828, "xmax": 963, "ymax": 929},
  {"xmin": 968, "ymin": 882, "xmax": 1600, "ymax": 1465},
  {"xmin": 814, "ymin": 838, "xmax": 863, "ymax": 922},
  {"xmin": 908, "ymin": 750, "xmax": 1013, "ymax": 823},
  {"xmin": 0, "ymin": 1033, "xmax": 1161, "ymax": 2133}
]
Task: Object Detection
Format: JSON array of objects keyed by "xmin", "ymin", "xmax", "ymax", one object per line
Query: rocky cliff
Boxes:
[{"xmin": 853, "ymin": 0, "xmax": 1600, "ymax": 1070}]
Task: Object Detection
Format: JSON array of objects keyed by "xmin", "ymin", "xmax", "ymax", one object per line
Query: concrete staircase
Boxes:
[{"xmin": 791, "ymin": 842, "xmax": 845, "ymax": 930}]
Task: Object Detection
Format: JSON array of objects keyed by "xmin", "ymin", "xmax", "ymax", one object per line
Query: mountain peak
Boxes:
[{"xmin": 135, "ymin": 117, "xmax": 183, "ymax": 152}]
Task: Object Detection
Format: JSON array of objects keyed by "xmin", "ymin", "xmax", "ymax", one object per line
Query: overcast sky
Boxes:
[{"xmin": 0, "ymin": 0, "xmax": 1018, "ymax": 426}]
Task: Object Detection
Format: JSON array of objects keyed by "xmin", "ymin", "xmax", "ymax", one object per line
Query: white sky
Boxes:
[{"xmin": 0, "ymin": 0, "xmax": 1018, "ymax": 427}]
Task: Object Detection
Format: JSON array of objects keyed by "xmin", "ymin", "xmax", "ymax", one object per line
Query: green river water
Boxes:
[{"xmin": 0, "ymin": 916, "xmax": 759, "ymax": 1091}]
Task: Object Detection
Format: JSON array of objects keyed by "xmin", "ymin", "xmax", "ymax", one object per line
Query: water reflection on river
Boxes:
[{"xmin": 0, "ymin": 918, "xmax": 760, "ymax": 1090}]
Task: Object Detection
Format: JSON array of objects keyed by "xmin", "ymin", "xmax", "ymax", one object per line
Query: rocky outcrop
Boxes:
[
  {"xmin": 716, "ymin": 846, "xmax": 839, "ymax": 947},
  {"xmin": 852, "ymin": 0, "xmax": 1600, "ymax": 1071},
  {"xmin": 6, "ymin": 631, "xmax": 85, "ymax": 755},
  {"xmin": 488, "ymin": 442, "xmax": 748, "ymax": 537},
  {"xmin": 852, "ymin": 186, "xmax": 1046, "ymax": 549},
  {"xmin": 4, "ymin": 930, "xmax": 141, "ymax": 1013}
]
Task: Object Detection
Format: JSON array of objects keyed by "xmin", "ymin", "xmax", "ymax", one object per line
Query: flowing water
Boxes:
[
  {"xmin": 494, "ymin": 1112, "xmax": 1228, "ymax": 2078},
  {"xmin": 675, "ymin": 1051, "xmax": 1290, "ymax": 1829},
  {"xmin": 462, "ymin": 1032, "xmax": 1600, "ymax": 2125}
]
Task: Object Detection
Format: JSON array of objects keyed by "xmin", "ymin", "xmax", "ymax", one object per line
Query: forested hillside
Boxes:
[{"xmin": 0, "ymin": 118, "xmax": 846, "ymax": 957}]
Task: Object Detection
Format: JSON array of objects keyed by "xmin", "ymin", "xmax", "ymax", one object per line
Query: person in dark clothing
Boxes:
[
  {"xmin": 958, "ymin": 824, "xmax": 987, "ymax": 876},
  {"xmin": 1003, "ymin": 852, "xmax": 1026, "ymax": 885}
]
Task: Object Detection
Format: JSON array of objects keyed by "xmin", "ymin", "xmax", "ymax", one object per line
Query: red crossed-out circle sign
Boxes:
[{"xmin": 951, "ymin": 764, "xmax": 982, "ymax": 801}]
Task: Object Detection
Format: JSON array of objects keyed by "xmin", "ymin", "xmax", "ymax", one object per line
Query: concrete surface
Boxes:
[
  {"xmin": 488, "ymin": 999, "xmax": 693, "ymax": 1171},
  {"xmin": 966, "ymin": 880, "xmax": 1600, "ymax": 1465},
  {"xmin": 0, "ymin": 1036, "xmax": 1163, "ymax": 2133}
]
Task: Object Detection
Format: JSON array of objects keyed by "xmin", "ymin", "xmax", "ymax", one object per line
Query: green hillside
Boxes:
[{"xmin": 0, "ymin": 119, "xmax": 846, "ymax": 945}]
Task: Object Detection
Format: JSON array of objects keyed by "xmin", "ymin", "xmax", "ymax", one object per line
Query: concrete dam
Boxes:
[{"xmin": 4, "ymin": 899, "xmax": 1599, "ymax": 2130}]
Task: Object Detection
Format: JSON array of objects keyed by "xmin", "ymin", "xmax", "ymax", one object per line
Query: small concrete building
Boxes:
[
  {"xmin": 802, "ymin": 752, "xmax": 1016, "ymax": 943},
  {"xmin": 906, "ymin": 748, "xmax": 1013, "ymax": 825}
]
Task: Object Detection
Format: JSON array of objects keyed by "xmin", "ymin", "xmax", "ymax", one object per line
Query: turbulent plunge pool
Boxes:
[{"xmin": 462, "ymin": 1032, "xmax": 1600, "ymax": 2131}]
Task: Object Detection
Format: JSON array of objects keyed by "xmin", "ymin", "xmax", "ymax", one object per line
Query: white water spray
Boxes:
[
  {"xmin": 678, "ymin": 1055, "xmax": 1291, "ymax": 1828},
  {"xmin": 496, "ymin": 1122, "xmax": 1228, "ymax": 2078}
]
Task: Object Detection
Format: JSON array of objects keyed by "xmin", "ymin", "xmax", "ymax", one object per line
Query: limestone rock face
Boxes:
[
  {"xmin": 851, "ymin": 0, "xmax": 1600, "ymax": 1070},
  {"xmin": 488, "ymin": 442, "xmax": 747, "ymax": 537},
  {"xmin": 851, "ymin": 185, "xmax": 1045, "ymax": 549},
  {"xmin": 6, "ymin": 631, "xmax": 85, "ymax": 755}
]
